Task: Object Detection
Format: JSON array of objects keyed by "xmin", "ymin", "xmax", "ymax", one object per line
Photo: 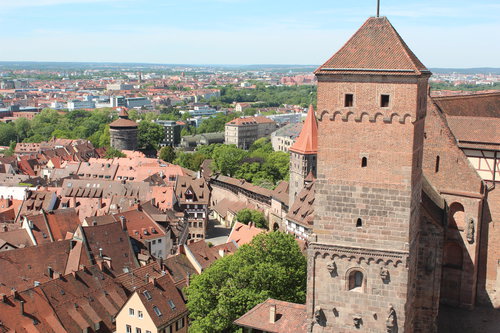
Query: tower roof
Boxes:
[
  {"xmin": 118, "ymin": 108, "xmax": 129, "ymax": 118},
  {"xmin": 315, "ymin": 17, "xmax": 429, "ymax": 76},
  {"xmin": 289, "ymin": 105, "xmax": 318, "ymax": 155}
]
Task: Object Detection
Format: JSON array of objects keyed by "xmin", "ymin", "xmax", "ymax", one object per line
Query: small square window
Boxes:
[
  {"xmin": 344, "ymin": 94, "xmax": 353, "ymax": 107},
  {"xmin": 129, "ymin": 308, "xmax": 134, "ymax": 316},
  {"xmin": 136, "ymin": 328, "xmax": 141, "ymax": 333},
  {"xmin": 138, "ymin": 310, "xmax": 143, "ymax": 319},
  {"xmin": 126, "ymin": 325, "xmax": 132, "ymax": 333},
  {"xmin": 381, "ymin": 94, "xmax": 390, "ymax": 107}
]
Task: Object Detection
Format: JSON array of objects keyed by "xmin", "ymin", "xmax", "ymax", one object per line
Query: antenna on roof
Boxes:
[{"xmin": 376, "ymin": 0, "xmax": 380, "ymax": 17}]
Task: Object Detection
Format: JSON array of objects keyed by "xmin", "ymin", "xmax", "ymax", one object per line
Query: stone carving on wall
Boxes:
[
  {"xmin": 386, "ymin": 305, "xmax": 397, "ymax": 333},
  {"xmin": 314, "ymin": 306, "xmax": 326, "ymax": 326},
  {"xmin": 380, "ymin": 265, "xmax": 390, "ymax": 283},
  {"xmin": 353, "ymin": 316, "xmax": 363, "ymax": 328},
  {"xmin": 327, "ymin": 260, "xmax": 338, "ymax": 277},
  {"xmin": 467, "ymin": 218, "xmax": 475, "ymax": 244}
]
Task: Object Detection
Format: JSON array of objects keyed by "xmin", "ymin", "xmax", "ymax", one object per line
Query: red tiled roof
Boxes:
[
  {"xmin": 227, "ymin": 222, "xmax": 266, "ymax": 246},
  {"xmin": 432, "ymin": 92, "xmax": 500, "ymax": 118},
  {"xmin": 289, "ymin": 105, "xmax": 318, "ymax": 155},
  {"xmin": 226, "ymin": 116, "xmax": 275, "ymax": 126},
  {"xmin": 135, "ymin": 274, "xmax": 188, "ymax": 328},
  {"xmin": 109, "ymin": 118, "xmax": 138, "ymax": 128},
  {"xmin": 315, "ymin": 16, "xmax": 428, "ymax": 76},
  {"xmin": 234, "ymin": 298, "xmax": 307, "ymax": 333},
  {"xmin": 446, "ymin": 115, "xmax": 500, "ymax": 147}
]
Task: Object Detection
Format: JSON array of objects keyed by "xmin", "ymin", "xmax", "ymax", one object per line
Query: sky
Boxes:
[{"xmin": 0, "ymin": 0, "xmax": 499, "ymax": 67}]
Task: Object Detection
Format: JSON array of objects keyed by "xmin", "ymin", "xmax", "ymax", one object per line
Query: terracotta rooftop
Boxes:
[
  {"xmin": 234, "ymin": 298, "xmax": 307, "ymax": 333},
  {"xmin": 287, "ymin": 181, "xmax": 315, "ymax": 228},
  {"xmin": 135, "ymin": 274, "xmax": 188, "ymax": 329},
  {"xmin": 227, "ymin": 222, "xmax": 266, "ymax": 247},
  {"xmin": 432, "ymin": 92, "xmax": 500, "ymax": 118},
  {"xmin": 289, "ymin": 105, "xmax": 318, "ymax": 155},
  {"xmin": 446, "ymin": 115, "xmax": 500, "ymax": 148},
  {"xmin": 175, "ymin": 176, "xmax": 209, "ymax": 205},
  {"xmin": 315, "ymin": 16, "xmax": 428, "ymax": 76},
  {"xmin": 109, "ymin": 117, "xmax": 138, "ymax": 128}
]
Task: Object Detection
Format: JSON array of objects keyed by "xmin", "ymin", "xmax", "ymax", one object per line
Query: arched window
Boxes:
[
  {"xmin": 356, "ymin": 218, "xmax": 362, "ymax": 228},
  {"xmin": 348, "ymin": 270, "xmax": 364, "ymax": 291},
  {"xmin": 361, "ymin": 157, "xmax": 368, "ymax": 168},
  {"xmin": 448, "ymin": 202, "xmax": 465, "ymax": 230}
]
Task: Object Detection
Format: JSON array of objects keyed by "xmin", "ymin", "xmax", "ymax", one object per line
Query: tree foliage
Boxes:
[
  {"xmin": 137, "ymin": 121, "xmax": 164, "ymax": 150},
  {"xmin": 0, "ymin": 108, "xmax": 114, "ymax": 147},
  {"xmin": 235, "ymin": 209, "xmax": 267, "ymax": 229},
  {"xmin": 159, "ymin": 145, "xmax": 176, "ymax": 163},
  {"xmin": 185, "ymin": 232, "xmax": 306, "ymax": 333}
]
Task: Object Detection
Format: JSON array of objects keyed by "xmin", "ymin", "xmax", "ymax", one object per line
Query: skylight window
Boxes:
[
  {"xmin": 143, "ymin": 290, "xmax": 152, "ymax": 300},
  {"xmin": 168, "ymin": 300, "xmax": 176, "ymax": 310},
  {"xmin": 153, "ymin": 306, "xmax": 162, "ymax": 317}
]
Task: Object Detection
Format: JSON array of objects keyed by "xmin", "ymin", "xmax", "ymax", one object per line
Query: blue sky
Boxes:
[{"xmin": 0, "ymin": 0, "xmax": 499, "ymax": 67}]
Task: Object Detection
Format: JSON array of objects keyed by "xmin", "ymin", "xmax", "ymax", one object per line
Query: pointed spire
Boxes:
[
  {"xmin": 118, "ymin": 108, "xmax": 129, "ymax": 119},
  {"xmin": 315, "ymin": 17, "xmax": 429, "ymax": 76},
  {"xmin": 289, "ymin": 105, "xmax": 318, "ymax": 155}
]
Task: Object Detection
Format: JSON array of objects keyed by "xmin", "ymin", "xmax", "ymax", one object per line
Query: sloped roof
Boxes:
[
  {"xmin": 432, "ymin": 92, "xmax": 500, "ymax": 118},
  {"xmin": 234, "ymin": 298, "xmax": 307, "ymax": 333},
  {"xmin": 227, "ymin": 222, "xmax": 266, "ymax": 246},
  {"xmin": 289, "ymin": 105, "xmax": 318, "ymax": 155},
  {"xmin": 287, "ymin": 181, "xmax": 315, "ymax": 228},
  {"xmin": 315, "ymin": 16, "xmax": 428, "ymax": 76},
  {"xmin": 109, "ymin": 118, "xmax": 138, "ymax": 128}
]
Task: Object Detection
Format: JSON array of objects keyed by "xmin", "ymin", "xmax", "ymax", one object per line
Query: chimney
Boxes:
[
  {"xmin": 269, "ymin": 304, "xmax": 276, "ymax": 324},
  {"xmin": 96, "ymin": 259, "xmax": 104, "ymax": 271},
  {"xmin": 19, "ymin": 300, "xmax": 25, "ymax": 316},
  {"xmin": 0, "ymin": 294, "xmax": 7, "ymax": 303},
  {"xmin": 119, "ymin": 216, "xmax": 126, "ymax": 231},
  {"xmin": 53, "ymin": 272, "xmax": 61, "ymax": 279},
  {"xmin": 156, "ymin": 257, "xmax": 164, "ymax": 270},
  {"xmin": 79, "ymin": 264, "xmax": 86, "ymax": 272},
  {"xmin": 47, "ymin": 266, "xmax": 54, "ymax": 278},
  {"xmin": 10, "ymin": 289, "xmax": 18, "ymax": 300},
  {"xmin": 98, "ymin": 247, "xmax": 103, "ymax": 258},
  {"xmin": 104, "ymin": 257, "xmax": 112, "ymax": 270},
  {"xmin": 148, "ymin": 276, "xmax": 157, "ymax": 285}
]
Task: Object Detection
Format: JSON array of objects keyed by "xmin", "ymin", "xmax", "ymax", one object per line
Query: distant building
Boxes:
[
  {"xmin": 126, "ymin": 97, "xmax": 152, "ymax": 109},
  {"xmin": 180, "ymin": 132, "xmax": 224, "ymax": 150},
  {"xmin": 271, "ymin": 122, "xmax": 303, "ymax": 152},
  {"xmin": 67, "ymin": 99, "xmax": 96, "ymax": 111},
  {"xmin": 225, "ymin": 116, "xmax": 276, "ymax": 149},
  {"xmin": 109, "ymin": 109, "xmax": 138, "ymax": 151},
  {"xmin": 155, "ymin": 120, "xmax": 181, "ymax": 147},
  {"xmin": 265, "ymin": 112, "xmax": 304, "ymax": 125},
  {"xmin": 107, "ymin": 82, "xmax": 134, "ymax": 91}
]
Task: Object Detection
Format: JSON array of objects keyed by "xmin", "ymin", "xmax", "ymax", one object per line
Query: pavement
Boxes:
[{"xmin": 205, "ymin": 217, "xmax": 231, "ymax": 246}]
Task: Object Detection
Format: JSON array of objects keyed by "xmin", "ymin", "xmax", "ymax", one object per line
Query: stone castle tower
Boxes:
[
  {"xmin": 307, "ymin": 17, "xmax": 436, "ymax": 332},
  {"xmin": 109, "ymin": 108, "xmax": 138, "ymax": 151},
  {"xmin": 289, "ymin": 104, "xmax": 318, "ymax": 205}
]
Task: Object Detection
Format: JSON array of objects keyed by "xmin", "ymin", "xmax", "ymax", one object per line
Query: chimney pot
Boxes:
[
  {"xmin": 10, "ymin": 289, "xmax": 18, "ymax": 300},
  {"xmin": 19, "ymin": 300, "xmax": 25, "ymax": 316}
]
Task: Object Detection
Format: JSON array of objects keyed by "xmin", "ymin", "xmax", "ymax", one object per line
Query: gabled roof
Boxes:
[
  {"xmin": 315, "ymin": 16, "xmax": 429, "ymax": 76},
  {"xmin": 289, "ymin": 105, "xmax": 318, "ymax": 155},
  {"xmin": 234, "ymin": 298, "xmax": 307, "ymax": 333}
]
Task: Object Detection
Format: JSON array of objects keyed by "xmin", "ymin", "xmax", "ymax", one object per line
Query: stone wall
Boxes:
[{"xmin": 110, "ymin": 127, "xmax": 138, "ymax": 151}]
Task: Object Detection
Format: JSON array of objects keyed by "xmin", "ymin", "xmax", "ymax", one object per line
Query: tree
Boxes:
[
  {"xmin": 186, "ymin": 232, "xmax": 306, "ymax": 332},
  {"xmin": 138, "ymin": 121, "xmax": 164, "ymax": 150},
  {"xmin": 104, "ymin": 146, "xmax": 126, "ymax": 158},
  {"xmin": 212, "ymin": 144, "xmax": 247, "ymax": 177},
  {"xmin": 159, "ymin": 146, "xmax": 176, "ymax": 163},
  {"xmin": 235, "ymin": 208, "xmax": 267, "ymax": 229},
  {"xmin": 0, "ymin": 123, "xmax": 17, "ymax": 146}
]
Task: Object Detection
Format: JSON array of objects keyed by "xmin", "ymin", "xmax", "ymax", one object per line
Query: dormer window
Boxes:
[{"xmin": 344, "ymin": 94, "xmax": 354, "ymax": 107}]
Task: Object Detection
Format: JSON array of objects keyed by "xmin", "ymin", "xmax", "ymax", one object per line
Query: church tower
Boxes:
[
  {"xmin": 307, "ymin": 17, "xmax": 432, "ymax": 332},
  {"xmin": 289, "ymin": 104, "xmax": 318, "ymax": 205}
]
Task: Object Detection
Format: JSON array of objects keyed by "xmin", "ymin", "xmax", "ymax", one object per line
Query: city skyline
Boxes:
[{"xmin": 0, "ymin": 0, "xmax": 499, "ymax": 67}]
